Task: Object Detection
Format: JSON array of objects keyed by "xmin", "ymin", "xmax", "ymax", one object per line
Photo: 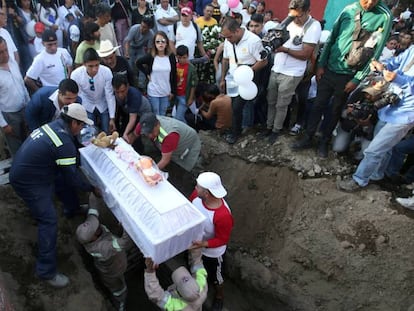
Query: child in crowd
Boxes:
[
  {"xmin": 379, "ymin": 35, "xmax": 398, "ymax": 62},
  {"xmin": 175, "ymin": 45, "xmax": 198, "ymax": 124}
]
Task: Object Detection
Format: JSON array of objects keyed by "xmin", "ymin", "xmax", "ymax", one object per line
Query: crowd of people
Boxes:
[{"xmin": 1, "ymin": 0, "xmax": 414, "ymax": 309}]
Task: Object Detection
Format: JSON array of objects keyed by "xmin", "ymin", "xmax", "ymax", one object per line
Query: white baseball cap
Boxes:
[
  {"xmin": 62, "ymin": 103, "xmax": 94, "ymax": 125},
  {"xmin": 196, "ymin": 172, "xmax": 227, "ymax": 198}
]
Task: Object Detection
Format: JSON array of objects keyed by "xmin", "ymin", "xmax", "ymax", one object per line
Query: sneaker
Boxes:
[
  {"xmin": 291, "ymin": 134, "xmax": 313, "ymax": 150},
  {"xmin": 289, "ymin": 124, "xmax": 302, "ymax": 136},
  {"xmin": 268, "ymin": 131, "xmax": 279, "ymax": 144},
  {"xmin": 396, "ymin": 197, "xmax": 414, "ymax": 210},
  {"xmin": 45, "ymin": 273, "xmax": 70, "ymax": 288},
  {"xmin": 225, "ymin": 134, "xmax": 239, "ymax": 145},
  {"xmin": 212, "ymin": 298, "xmax": 224, "ymax": 311},
  {"xmin": 337, "ymin": 178, "xmax": 362, "ymax": 192},
  {"xmin": 318, "ymin": 141, "xmax": 329, "ymax": 158}
]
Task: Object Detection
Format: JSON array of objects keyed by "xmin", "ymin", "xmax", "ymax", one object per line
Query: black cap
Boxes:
[
  {"xmin": 42, "ymin": 29, "xmax": 58, "ymax": 42},
  {"xmin": 139, "ymin": 113, "xmax": 158, "ymax": 135}
]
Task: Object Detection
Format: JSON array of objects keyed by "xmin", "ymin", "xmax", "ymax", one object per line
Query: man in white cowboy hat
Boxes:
[
  {"xmin": 9, "ymin": 103, "xmax": 100, "ymax": 288},
  {"xmin": 144, "ymin": 248, "xmax": 208, "ymax": 311},
  {"xmin": 189, "ymin": 172, "xmax": 234, "ymax": 311},
  {"xmin": 98, "ymin": 39, "xmax": 136, "ymax": 87}
]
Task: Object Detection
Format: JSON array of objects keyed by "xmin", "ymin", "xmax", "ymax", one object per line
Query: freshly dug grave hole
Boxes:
[
  {"xmin": 2, "ymin": 140, "xmax": 414, "ymax": 310},
  {"xmin": 204, "ymin": 153, "xmax": 414, "ymax": 311}
]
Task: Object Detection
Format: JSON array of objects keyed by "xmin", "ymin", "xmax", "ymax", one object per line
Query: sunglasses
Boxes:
[
  {"xmin": 155, "ymin": 39, "xmax": 166, "ymax": 44},
  {"xmin": 89, "ymin": 78, "xmax": 95, "ymax": 91}
]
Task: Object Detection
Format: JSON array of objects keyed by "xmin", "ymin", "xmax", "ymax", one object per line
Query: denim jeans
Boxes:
[
  {"xmin": 242, "ymin": 100, "xmax": 254, "ymax": 128},
  {"xmin": 332, "ymin": 124, "xmax": 371, "ymax": 160},
  {"xmin": 385, "ymin": 135, "xmax": 414, "ymax": 178},
  {"xmin": 148, "ymin": 95, "xmax": 170, "ymax": 116},
  {"xmin": 353, "ymin": 121, "xmax": 414, "ymax": 186},
  {"xmin": 174, "ymin": 95, "xmax": 188, "ymax": 124},
  {"xmin": 87, "ymin": 109, "xmax": 110, "ymax": 133}
]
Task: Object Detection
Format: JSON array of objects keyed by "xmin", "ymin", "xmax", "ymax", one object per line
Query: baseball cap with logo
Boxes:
[
  {"xmin": 42, "ymin": 29, "xmax": 58, "ymax": 42},
  {"xmin": 181, "ymin": 7, "xmax": 192, "ymax": 16},
  {"xmin": 171, "ymin": 267, "xmax": 200, "ymax": 302},
  {"xmin": 62, "ymin": 103, "xmax": 94, "ymax": 125}
]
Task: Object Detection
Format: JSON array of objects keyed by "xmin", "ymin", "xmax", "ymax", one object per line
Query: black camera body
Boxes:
[
  {"xmin": 260, "ymin": 15, "xmax": 294, "ymax": 59},
  {"xmin": 348, "ymin": 92, "xmax": 400, "ymax": 120}
]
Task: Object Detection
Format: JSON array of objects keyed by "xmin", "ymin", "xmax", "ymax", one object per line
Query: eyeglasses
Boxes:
[
  {"xmin": 89, "ymin": 78, "xmax": 95, "ymax": 91},
  {"xmin": 155, "ymin": 39, "xmax": 166, "ymax": 44}
]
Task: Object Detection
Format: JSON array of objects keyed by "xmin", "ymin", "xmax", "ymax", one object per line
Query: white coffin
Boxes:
[{"xmin": 79, "ymin": 139, "xmax": 206, "ymax": 263}]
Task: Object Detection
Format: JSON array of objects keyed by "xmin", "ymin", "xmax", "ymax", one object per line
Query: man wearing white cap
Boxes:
[
  {"xmin": 144, "ymin": 248, "xmax": 208, "ymax": 311},
  {"xmin": 9, "ymin": 103, "xmax": 100, "ymax": 288},
  {"xmin": 189, "ymin": 172, "xmax": 234, "ymax": 311}
]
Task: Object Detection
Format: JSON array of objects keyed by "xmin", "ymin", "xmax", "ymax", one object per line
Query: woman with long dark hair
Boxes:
[{"xmin": 136, "ymin": 31, "xmax": 176, "ymax": 116}]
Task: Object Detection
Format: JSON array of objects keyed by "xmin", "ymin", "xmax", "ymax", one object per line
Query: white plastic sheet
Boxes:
[{"xmin": 79, "ymin": 139, "xmax": 206, "ymax": 263}]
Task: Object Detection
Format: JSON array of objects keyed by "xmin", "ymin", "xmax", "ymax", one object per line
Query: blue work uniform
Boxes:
[{"xmin": 9, "ymin": 118, "xmax": 93, "ymax": 280}]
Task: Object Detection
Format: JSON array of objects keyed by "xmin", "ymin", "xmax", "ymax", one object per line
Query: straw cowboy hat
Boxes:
[{"xmin": 97, "ymin": 40, "xmax": 120, "ymax": 58}]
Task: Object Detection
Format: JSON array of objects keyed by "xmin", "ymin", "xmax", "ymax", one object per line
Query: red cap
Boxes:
[
  {"xmin": 34, "ymin": 22, "xmax": 45, "ymax": 33},
  {"xmin": 181, "ymin": 7, "xmax": 192, "ymax": 16}
]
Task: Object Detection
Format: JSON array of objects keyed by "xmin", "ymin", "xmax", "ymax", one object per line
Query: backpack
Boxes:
[
  {"xmin": 346, "ymin": 10, "xmax": 375, "ymax": 70},
  {"xmin": 173, "ymin": 21, "xmax": 201, "ymax": 42}
]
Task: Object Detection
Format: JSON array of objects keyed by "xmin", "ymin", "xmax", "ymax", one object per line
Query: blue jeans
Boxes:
[
  {"xmin": 175, "ymin": 96, "xmax": 188, "ymax": 124},
  {"xmin": 242, "ymin": 100, "xmax": 254, "ymax": 128},
  {"xmin": 353, "ymin": 121, "xmax": 414, "ymax": 186},
  {"xmin": 11, "ymin": 183, "xmax": 57, "ymax": 279},
  {"xmin": 87, "ymin": 109, "xmax": 110, "ymax": 133},
  {"xmin": 385, "ymin": 135, "xmax": 414, "ymax": 178},
  {"xmin": 148, "ymin": 95, "xmax": 170, "ymax": 116}
]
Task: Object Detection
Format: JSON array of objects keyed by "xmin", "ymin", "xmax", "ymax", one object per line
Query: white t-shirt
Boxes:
[
  {"xmin": 26, "ymin": 47, "xmax": 73, "ymax": 86},
  {"xmin": 169, "ymin": 22, "xmax": 198, "ymax": 59},
  {"xmin": 223, "ymin": 29, "xmax": 263, "ymax": 74},
  {"xmin": 272, "ymin": 16, "xmax": 321, "ymax": 77},
  {"xmin": 0, "ymin": 28, "xmax": 17, "ymax": 62},
  {"xmin": 379, "ymin": 46, "xmax": 395, "ymax": 62},
  {"xmin": 70, "ymin": 65, "xmax": 116, "ymax": 118},
  {"xmin": 155, "ymin": 5, "xmax": 178, "ymax": 36},
  {"xmin": 147, "ymin": 56, "xmax": 171, "ymax": 97},
  {"xmin": 33, "ymin": 37, "xmax": 44, "ymax": 55}
]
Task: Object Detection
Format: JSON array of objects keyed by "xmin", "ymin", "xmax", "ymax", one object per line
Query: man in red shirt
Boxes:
[
  {"xmin": 129, "ymin": 112, "xmax": 201, "ymax": 171},
  {"xmin": 189, "ymin": 172, "xmax": 234, "ymax": 311}
]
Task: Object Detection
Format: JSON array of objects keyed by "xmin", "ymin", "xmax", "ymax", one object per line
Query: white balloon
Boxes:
[
  {"xmin": 233, "ymin": 65, "xmax": 254, "ymax": 85},
  {"xmin": 239, "ymin": 82, "xmax": 258, "ymax": 100},
  {"xmin": 25, "ymin": 20, "xmax": 36, "ymax": 38},
  {"xmin": 218, "ymin": 0, "xmax": 226, "ymax": 6},
  {"xmin": 220, "ymin": 3, "xmax": 229, "ymax": 15},
  {"xmin": 231, "ymin": 2, "xmax": 243, "ymax": 13}
]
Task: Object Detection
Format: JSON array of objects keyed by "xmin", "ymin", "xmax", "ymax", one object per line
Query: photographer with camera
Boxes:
[
  {"xmin": 332, "ymin": 81, "xmax": 389, "ymax": 160},
  {"xmin": 260, "ymin": 0, "xmax": 321, "ymax": 144},
  {"xmin": 337, "ymin": 45, "xmax": 414, "ymax": 192}
]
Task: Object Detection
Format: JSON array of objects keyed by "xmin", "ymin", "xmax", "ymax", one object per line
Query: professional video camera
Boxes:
[
  {"xmin": 260, "ymin": 15, "xmax": 295, "ymax": 59},
  {"xmin": 348, "ymin": 92, "xmax": 400, "ymax": 120}
]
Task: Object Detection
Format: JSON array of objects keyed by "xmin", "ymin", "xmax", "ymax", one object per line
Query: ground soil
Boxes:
[{"xmin": 1, "ymin": 130, "xmax": 414, "ymax": 311}]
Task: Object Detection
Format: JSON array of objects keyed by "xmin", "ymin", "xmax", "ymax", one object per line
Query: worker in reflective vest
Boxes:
[
  {"xmin": 130, "ymin": 112, "xmax": 201, "ymax": 172},
  {"xmin": 9, "ymin": 103, "xmax": 100, "ymax": 288}
]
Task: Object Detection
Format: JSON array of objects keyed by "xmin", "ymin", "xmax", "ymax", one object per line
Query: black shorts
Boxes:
[{"xmin": 202, "ymin": 255, "xmax": 224, "ymax": 285}]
